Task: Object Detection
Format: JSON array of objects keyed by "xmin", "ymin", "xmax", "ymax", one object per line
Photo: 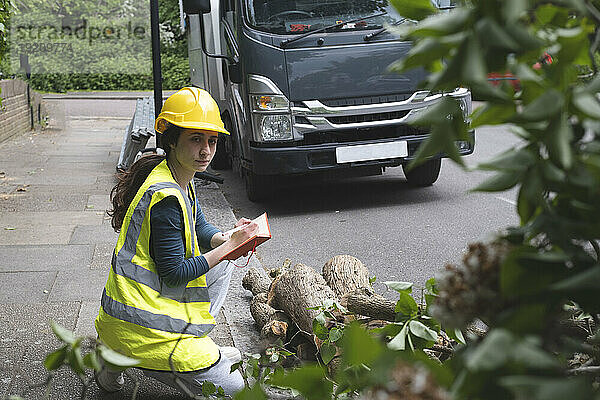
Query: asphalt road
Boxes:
[{"xmin": 217, "ymin": 124, "xmax": 522, "ymax": 298}]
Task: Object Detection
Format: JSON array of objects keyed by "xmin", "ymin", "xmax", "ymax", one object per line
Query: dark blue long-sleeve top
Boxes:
[{"xmin": 149, "ymin": 195, "xmax": 220, "ymax": 287}]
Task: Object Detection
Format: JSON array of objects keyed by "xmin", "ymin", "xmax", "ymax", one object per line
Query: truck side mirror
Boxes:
[
  {"xmin": 228, "ymin": 63, "xmax": 243, "ymax": 84},
  {"xmin": 183, "ymin": 0, "xmax": 211, "ymax": 14}
]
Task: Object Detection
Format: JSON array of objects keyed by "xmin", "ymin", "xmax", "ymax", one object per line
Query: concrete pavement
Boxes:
[{"xmin": 0, "ymin": 94, "xmax": 262, "ymax": 399}]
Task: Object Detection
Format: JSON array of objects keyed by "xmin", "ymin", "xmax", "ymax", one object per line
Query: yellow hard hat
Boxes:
[{"xmin": 154, "ymin": 87, "xmax": 230, "ymax": 135}]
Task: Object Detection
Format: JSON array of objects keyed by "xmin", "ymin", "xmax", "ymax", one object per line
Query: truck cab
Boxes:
[{"xmin": 186, "ymin": 0, "xmax": 473, "ymax": 201}]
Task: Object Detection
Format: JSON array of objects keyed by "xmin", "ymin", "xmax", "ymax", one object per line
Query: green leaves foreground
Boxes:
[
  {"xmin": 384, "ymin": 0, "xmax": 600, "ymax": 399},
  {"xmin": 45, "ymin": 320, "xmax": 138, "ymax": 378}
]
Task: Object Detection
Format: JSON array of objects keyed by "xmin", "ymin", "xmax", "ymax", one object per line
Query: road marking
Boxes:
[{"xmin": 496, "ymin": 196, "xmax": 516, "ymax": 206}]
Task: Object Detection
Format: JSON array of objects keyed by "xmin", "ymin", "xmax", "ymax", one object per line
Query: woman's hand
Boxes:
[
  {"xmin": 204, "ymin": 219, "xmax": 258, "ymax": 267},
  {"xmin": 234, "ymin": 217, "xmax": 252, "ymax": 228},
  {"xmin": 228, "ymin": 221, "xmax": 258, "ymax": 248},
  {"xmin": 220, "ymin": 217, "xmax": 254, "ymax": 241}
]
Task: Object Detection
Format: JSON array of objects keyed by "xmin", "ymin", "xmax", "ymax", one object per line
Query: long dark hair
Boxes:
[{"xmin": 108, "ymin": 124, "xmax": 182, "ymax": 232}]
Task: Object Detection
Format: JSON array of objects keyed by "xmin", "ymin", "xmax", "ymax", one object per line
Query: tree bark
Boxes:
[
  {"xmin": 343, "ymin": 290, "xmax": 397, "ymax": 321},
  {"xmin": 249, "ymin": 295, "xmax": 291, "ymax": 341},
  {"xmin": 322, "ymin": 255, "xmax": 372, "ymax": 298},
  {"xmin": 260, "ymin": 320, "xmax": 289, "ymax": 342},
  {"xmin": 269, "ymin": 258, "xmax": 292, "ymax": 279},
  {"xmin": 269, "ymin": 263, "xmax": 338, "ymax": 335},
  {"xmin": 242, "ymin": 266, "xmax": 271, "ymax": 296}
]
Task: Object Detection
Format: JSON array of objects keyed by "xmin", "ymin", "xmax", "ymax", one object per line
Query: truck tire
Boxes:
[
  {"xmin": 212, "ymin": 115, "xmax": 235, "ymax": 170},
  {"xmin": 402, "ymin": 158, "xmax": 442, "ymax": 187},
  {"xmin": 211, "ymin": 134, "xmax": 232, "ymax": 170},
  {"xmin": 244, "ymin": 169, "xmax": 273, "ymax": 202}
]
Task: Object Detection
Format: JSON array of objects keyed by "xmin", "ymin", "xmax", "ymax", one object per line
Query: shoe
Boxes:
[
  {"xmin": 220, "ymin": 346, "xmax": 242, "ymax": 364},
  {"xmin": 94, "ymin": 364, "xmax": 125, "ymax": 392}
]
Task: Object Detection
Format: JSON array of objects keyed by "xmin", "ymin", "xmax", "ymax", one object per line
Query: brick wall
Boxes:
[{"xmin": 0, "ymin": 79, "xmax": 46, "ymax": 143}]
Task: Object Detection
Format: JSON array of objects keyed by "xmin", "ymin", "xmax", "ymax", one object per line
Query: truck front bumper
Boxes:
[{"xmin": 249, "ymin": 132, "xmax": 475, "ymax": 176}]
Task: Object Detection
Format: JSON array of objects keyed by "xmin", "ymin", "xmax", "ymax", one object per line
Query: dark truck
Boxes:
[{"xmin": 184, "ymin": 0, "xmax": 473, "ymax": 201}]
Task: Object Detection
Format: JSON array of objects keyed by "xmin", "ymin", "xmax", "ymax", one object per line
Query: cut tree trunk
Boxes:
[
  {"xmin": 249, "ymin": 295, "xmax": 291, "ymax": 341},
  {"xmin": 269, "ymin": 263, "xmax": 338, "ymax": 335},
  {"xmin": 322, "ymin": 255, "xmax": 372, "ymax": 298},
  {"xmin": 269, "ymin": 258, "xmax": 292, "ymax": 279},
  {"xmin": 342, "ymin": 290, "xmax": 397, "ymax": 321},
  {"xmin": 242, "ymin": 266, "xmax": 271, "ymax": 296}
]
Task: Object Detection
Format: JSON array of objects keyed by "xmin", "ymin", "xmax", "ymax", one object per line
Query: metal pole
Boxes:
[{"xmin": 150, "ymin": 0, "xmax": 163, "ymax": 149}]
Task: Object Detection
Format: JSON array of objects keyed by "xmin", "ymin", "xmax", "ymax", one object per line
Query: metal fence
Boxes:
[{"xmin": 117, "ymin": 97, "xmax": 156, "ymax": 172}]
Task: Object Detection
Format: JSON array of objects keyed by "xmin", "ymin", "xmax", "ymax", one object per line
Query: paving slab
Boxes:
[
  {"xmin": 48, "ymin": 269, "xmax": 109, "ymax": 302},
  {"xmin": 74, "ymin": 300, "xmax": 100, "ymax": 337},
  {"xmin": 0, "ymin": 343, "xmax": 26, "ymax": 371},
  {"xmin": 0, "ymin": 156, "xmax": 50, "ymax": 167},
  {"xmin": 0, "ymin": 363, "xmax": 15, "ymax": 399},
  {"xmin": 88, "ymin": 243, "xmax": 115, "ymax": 270},
  {"xmin": 0, "ymin": 271, "xmax": 57, "ymax": 303},
  {"xmin": 0, "ymin": 211, "xmax": 102, "ymax": 227},
  {"xmin": 85, "ymin": 194, "xmax": 111, "ymax": 213},
  {"xmin": 46, "ymin": 155, "xmax": 114, "ymax": 164},
  {"xmin": 14, "ymin": 184, "xmax": 109, "ymax": 196},
  {"xmin": 69, "ymin": 224, "xmax": 119, "ymax": 245},
  {"xmin": 6, "ymin": 173, "xmax": 98, "ymax": 187},
  {"xmin": 0, "ymin": 302, "xmax": 80, "ymax": 340},
  {"xmin": 1, "ymin": 302, "xmax": 81, "ymax": 400},
  {"xmin": 95, "ymin": 175, "xmax": 119, "ymax": 188},
  {"xmin": 0, "ymin": 191, "xmax": 88, "ymax": 212},
  {"xmin": 0, "ymin": 226, "xmax": 75, "ymax": 245},
  {"xmin": 0, "ymin": 244, "xmax": 94, "ymax": 272},
  {"xmin": 46, "ymin": 161, "xmax": 116, "ymax": 171}
]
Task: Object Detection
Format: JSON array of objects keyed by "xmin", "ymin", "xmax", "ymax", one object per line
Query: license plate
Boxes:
[{"xmin": 335, "ymin": 141, "xmax": 408, "ymax": 164}]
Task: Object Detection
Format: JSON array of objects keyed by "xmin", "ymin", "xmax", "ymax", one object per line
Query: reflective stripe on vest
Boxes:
[{"xmin": 101, "ymin": 289, "xmax": 214, "ymax": 336}]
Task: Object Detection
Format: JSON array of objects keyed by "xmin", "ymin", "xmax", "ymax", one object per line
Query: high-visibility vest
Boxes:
[{"xmin": 95, "ymin": 160, "xmax": 219, "ymax": 372}]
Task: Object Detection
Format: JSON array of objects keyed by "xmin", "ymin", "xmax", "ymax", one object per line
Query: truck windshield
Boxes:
[{"xmin": 244, "ymin": 0, "xmax": 405, "ymax": 35}]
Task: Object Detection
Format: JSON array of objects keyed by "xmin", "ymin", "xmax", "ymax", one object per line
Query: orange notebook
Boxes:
[{"xmin": 220, "ymin": 213, "xmax": 271, "ymax": 261}]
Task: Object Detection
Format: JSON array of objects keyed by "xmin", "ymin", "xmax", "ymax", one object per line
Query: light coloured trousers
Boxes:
[{"xmin": 105, "ymin": 261, "xmax": 244, "ymax": 397}]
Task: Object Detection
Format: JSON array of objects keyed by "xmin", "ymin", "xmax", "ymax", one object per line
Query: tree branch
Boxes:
[{"xmin": 567, "ymin": 365, "xmax": 600, "ymax": 376}]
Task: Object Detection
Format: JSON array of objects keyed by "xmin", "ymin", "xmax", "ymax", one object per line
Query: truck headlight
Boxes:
[
  {"xmin": 251, "ymin": 95, "xmax": 289, "ymax": 111},
  {"xmin": 254, "ymin": 114, "xmax": 292, "ymax": 141},
  {"xmin": 250, "ymin": 94, "xmax": 293, "ymax": 141},
  {"xmin": 449, "ymin": 89, "xmax": 472, "ymax": 123}
]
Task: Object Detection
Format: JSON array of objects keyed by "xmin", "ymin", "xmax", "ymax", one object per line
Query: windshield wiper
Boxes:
[
  {"xmin": 364, "ymin": 18, "xmax": 409, "ymax": 41},
  {"xmin": 280, "ymin": 11, "xmax": 387, "ymax": 48},
  {"xmin": 364, "ymin": 5, "xmax": 455, "ymax": 41}
]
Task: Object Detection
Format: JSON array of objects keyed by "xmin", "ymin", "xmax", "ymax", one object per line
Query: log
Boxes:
[
  {"xmin": 269, "ymin": 258, "xmax": 292, "ymax": 279},
  {"xmin": 269, "ymin": 263, "xmax": 338, "ymax": 335},
  {"xmin": 343, "ymin": 290, "xmax": 396, "ymax": 321},
  {"xmin": 250, "ymin": 296, "xmax": 276, "ymax": 328},
  {"xmin": 260, "ymin": 320, "xmax": 289, "ymax": 342},
  {"xmin": 254, "ymin": 292, "xmax": 268, "ymax": 304},
  {"xmin": 242, "ymin": 266, "xmax": 271, "ymax": 295},
  {"xmin": 322, "ymin": 255, "xmax": 372, "ymax": 298},
  {"xmin": 249, "ymin": 295, "xmax": 291, "ymax": 341}
]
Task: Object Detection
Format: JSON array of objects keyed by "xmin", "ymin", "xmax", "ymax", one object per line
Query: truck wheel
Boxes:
[
  {"xmin": 211, "ymin": 134, "xmax": 232, "ymax": 170},
  {"xmin": 244, "ymin": 169, "xmax": 273, "ymax": 202},
  {"xmin": 402, "ymin": 158, "xmax": 442, "ymax": 187}
]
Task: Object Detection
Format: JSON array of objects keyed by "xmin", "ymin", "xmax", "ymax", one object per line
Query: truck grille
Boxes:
[
  {"xmin": 300, "ymin": 125, "xmax": 427, "ymax": 146},
  {"xmin": 319, "ymin": 94, "xmax": 412, "ymax": 107},
  {"xmin": 326, "ymin": 110, "xmax": 410, "ymax": 125}
]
